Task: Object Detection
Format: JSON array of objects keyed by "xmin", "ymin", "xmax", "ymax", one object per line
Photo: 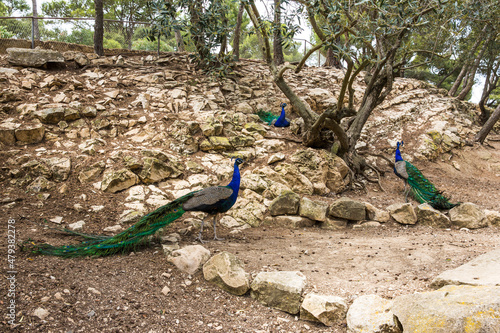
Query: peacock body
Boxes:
[
  {"xmin": 28, "ymin": 158, "xmax": 244, "ymax": 257},
  {"xmin": 256, "ymin": 103, "xmax": 290, "ymax": 127},
  {"xmin": 394, "ymin": 141, "xmax": 458, "ymax": 210}
]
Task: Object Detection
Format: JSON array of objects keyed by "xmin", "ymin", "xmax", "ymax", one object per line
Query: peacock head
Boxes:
[
  {"xmin": 280, "ymin": 102, "xmax": 287, "ymax": 108},
  {"xmin": 232, "ymin": 157, "xmax": 244, "ymax": 167},
  {"xmin": 397, "ymin": 141, "xmax": 404, "ymax": 149}
]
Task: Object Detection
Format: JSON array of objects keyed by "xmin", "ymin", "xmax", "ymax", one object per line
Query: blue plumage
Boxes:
[
  {"xmin": 394, "ymin": 141, "xmax": 458, "ymax": 210},
  {"xmin": 26, "ymin": 158, "xmax": 244, "ymax": 256},
  {"xmin": 256, "ymin": 102, "xmax": 290, "ymax": 127}
]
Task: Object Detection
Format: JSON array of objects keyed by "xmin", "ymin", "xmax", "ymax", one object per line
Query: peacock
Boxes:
[
  {"xmin": 256, "ymin": 102, "xmax": 290, "ymax": 127},
  {"xmin": 26, "ymin": 158, "xmax": 244, "ymax": 257},
  {"xmin": 394, "ymin": 141, "xmax": 458, "ymax": 210}
]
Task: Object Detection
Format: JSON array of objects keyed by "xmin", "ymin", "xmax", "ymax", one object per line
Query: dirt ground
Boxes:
[{"xmin": 1, "ymin": 140, "xmax": 499, "ymax": 332}]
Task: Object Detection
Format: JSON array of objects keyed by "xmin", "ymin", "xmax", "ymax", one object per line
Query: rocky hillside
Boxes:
[{"xmin": 0, "ymin": 49, "xmax": 497, "ymax": 231}]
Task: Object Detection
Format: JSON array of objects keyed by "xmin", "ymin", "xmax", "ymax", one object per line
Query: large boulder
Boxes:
[
  {"xmin": 392, "ymin": 285, "xmax": 500, "ymax": 333},
  {"xmin": 101, "ymin": 168, "xmax": 139, "ymax": 193},
  {"xmin": 7, "ymin": 47, "xmax": 64, "ymax": 67},
  {"xmin": 416, "ymin": 203, "xmax": 451, "ymax": 228},
  {"xmin": 300, "ymin": 293, "xmax": 347, "ymax": 326},
  {"xmin": 347, "ymin": 294, "xmax": 401, "ymax": 333},
  {"xmin": 250, "ymin": 271, "xmax": 306, "ymax": 314},
  {"xmin": 329, "ymin": 197, "xmax": 366, "ymax": 221},
  {"xmin": 203, "ymin": 251, "xmax": 250, "ymax": 296},
  {"xmin": 167, "ymin": 245, "xmax": 211, "ymax": 275},
  {"xmin": 449, "ymin": 203, "xmax": 487, "ymax": 229},
  {"xmin": 268, "ymin": 191, "xmax": 300, "ymax": 216},
  {"xmin": 387, "ymin": 203, "xmax": 417, "ymax": 225}
]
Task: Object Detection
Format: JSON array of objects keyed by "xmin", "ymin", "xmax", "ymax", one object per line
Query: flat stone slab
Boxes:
[
  {"xmin": 431, "ymin": 248, "xmax": 500, "ymax": 288},
  {"xmin": 393, "ymin": 285, "xmax": 500, "ymax": 333},
  {"xmin": 7, "ymin": 47, "xmax": 65, "ymax": 67}
]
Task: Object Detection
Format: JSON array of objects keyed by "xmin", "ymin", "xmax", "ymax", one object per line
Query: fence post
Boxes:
[{"xmin": 31, "ymin": 16, "xmax": 35, "ymax": 49}]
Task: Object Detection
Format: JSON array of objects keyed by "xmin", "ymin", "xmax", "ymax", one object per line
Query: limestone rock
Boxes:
[
  {"xmin": 15, "ymin": 124, "xmax": 45, "ymax": 144},
  {"xmin": 387, "ymin": 203, "xmax": 417, "ymax": 225},
  {"xmin": 33, "ymin": 307, "xmax": 50, "ymax": 320},
  {"xmin": 392, "ymin": 285, "xmax": 500, "ymax": 333},
  {"xmin": 167, "ymin": 245, "xmax": 211, "ymax": 275},
  {"xmin": 449, "ymin": 203, "xmax": 487, "ymax": 229},
  {"xmin": 430, "ymin": 248, "xmax": 500, "ymax": 288},
  {"xmin": 44, "ymin": 157, "xmax": 71, "ymax": 181},
  {"xmin": 34, "ymin": 107, "xmax": 65, "ymax": 124},
  {"xmin": 78, "ymin": 162, "xmax": 105, "ymax": 183},
  {"xmin": 7, "ymin": 47, "xmax": 64, "ymax": 67},
  {"xmin": 484, "ymin": 210, "xmax": 500, "ymax": 227},
  {"xmin": 250, "ymin": 271, "xmax": 307, "ymax": 314},
  {"xmin": 139, "ymin": 157, "xmax": 182, "ymax": 184},
  {"xmin": 200, "ymin": 136, "xmax": 233, "ymax": 152},
  {"xmin": 101, "ymin": 168, "xmax": 139, "ymax": 193},
  {"xmin": 0, "ymin": 122, "xmax": 19, "ymax": 145},
  {"xmin": 299, "ymin": 197, "xmax": 329, "ymax": 222},
  {"xmin": 271, "ymin": 216, "xmax": 315, "ymax": 229},
  {"xmin": 322, "ymin": 218, "xmax": 348, "ymax": 230},
  {"xmin": 276, "ymin": 163, "xmax": 314, "ymax": 195},
  {"xmin": 230, "ymin": 198, "xmax": 267, "ymax": 227},
  {"xmin": 269, "ymin": 191, "xmax": 300, "ymax": 216},
  {"xmin": 416, "ymin": 203, "xmax": 451, "ymax": 227},
  {"xmin": 346, "ymin": 294, "xmax": 401, "ymax": 333},
  {"xmin": 300, "ymin": 293, "xmax": 347, "ymax": 326},
  {"xmin": 244, "ymin": 122, "xmax": 267, "ymax": 136},
  {"xmin": 203, "ymin": 251, "xmax": 250, "ymax": 295},
  {"xmin": 329, "ymin": 197, "xmax": 366, "ymax": 221},
  {"xmin": 365, "ymin": 203, "xmax": 390, "ymax": 223}
]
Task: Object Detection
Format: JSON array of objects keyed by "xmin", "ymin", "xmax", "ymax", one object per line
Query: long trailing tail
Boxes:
[
  {"xmin": 25, "ymin": 192, "xmax": 195, "ymax": 257},
  {"xmin": 255, "ymin": 109, "xmax": 278, "ymax": 125},
  {"xmin": 405, "ymin": 162, "xmax": 459, "ymax": 210}
]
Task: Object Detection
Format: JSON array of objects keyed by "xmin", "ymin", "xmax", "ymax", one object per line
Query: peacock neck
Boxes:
[
  {"xmin": 226, "ymin": 161, "xmax": 241, "ymax": 195},
  {"xmin": 395, "ymin": 144, "xmax": 403, "ymax": 162},
  {"xmin": 277, "ymin": 106, "xmax": 286, "ymax": 122}
]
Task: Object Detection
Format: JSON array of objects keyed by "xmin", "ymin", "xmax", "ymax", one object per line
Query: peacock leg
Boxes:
[
  {"xmin": 196, "ymin": 220, "xmax": 206, "ymax": 243},
  {"xmin": 404, "ymin": 181, "xmax": 409, "ymax": 202},
  {"xmin": 213, "ymin": 214, "xmax": 224, "ymax": 241}
]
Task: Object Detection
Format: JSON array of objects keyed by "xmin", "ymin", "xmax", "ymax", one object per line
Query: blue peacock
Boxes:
[
  {"xmin": 26, "ymin": 158, "xmax": 244, "ymax": 257},
  {"xmin": 394, "ymin": 141, "xmax": 458, "ymax": 210},
  {"xmin": 256, "ymin": 102, "xmax": 290, "ymax": 127}
]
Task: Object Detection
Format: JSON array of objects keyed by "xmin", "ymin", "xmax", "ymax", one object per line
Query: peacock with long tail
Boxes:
[
  {"xmin": 26, "ymin": 158, "xmax": 244, "ymax": 257},
  {"xmin": 256, "ymin": 102, "xmax": 290, "ymax": 127},
  {"xmin": 394, "ymin": 141, "xmax": 458, "ymax": 210}
]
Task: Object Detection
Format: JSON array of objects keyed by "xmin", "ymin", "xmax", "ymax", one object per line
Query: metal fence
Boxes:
[{"xmin": 0, "ymin": 16, "xmax": 161, "ymax": 54}]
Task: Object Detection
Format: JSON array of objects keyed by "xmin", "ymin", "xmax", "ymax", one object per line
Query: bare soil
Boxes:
[
  {"xmin": 1, "ymin": 54, "xmax": 499, "ymax": 332},
  {"xmin": 1, "ymin": 141, "xmax": 499, "ymax": 332}
]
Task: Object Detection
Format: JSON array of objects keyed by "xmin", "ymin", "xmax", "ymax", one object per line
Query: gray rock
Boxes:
[
  {"xmin": 81, "ymin": 106, "xmax": 97, "ymax": 118},
  {"xmin": 251, "ymin": 271, "xmax": 307, "ymax": 314},
  {"xmin": 392, "ymin": 285, "xmax": 500, "ymax": 333},
  {"xmin": 484, "ymin": 210, "xmax": 500, "ymax": 227},
  {"xmin": 269, "ymin": 191, "xmax": 300, "ymax": 216},
  {"xmin": 299, "ymin": 197, "xmax": 329, "ymax": 222},
  {"xmin": 329, "ymin": 197, "xmax": 366, "ymax": 221},
  {"xmin": 276, "ymin": 163, "xmax": 314, "ymax": 195},
  {"xmin": 167, "ymin": 245, "xmax": 211, "ymax": 275},
  {"xmin": 68, "ymin": 220, "xmax": 85, "ymax": 231},
  {"xmin": 33, "ymin": 307, "xmax": 50, "ymax": 320},
  {"xmin": 78, "ymin": 162, "xmax": 105, "ymax": 183},
  {"xmin": 300, "ymin": 293, "xmax": 347, "ymax": 326},
  {"xmin": 387, "ymin": 203, "xmax": 417, "ymax": 225},
  {"xmin": 347, "ymin": 294, "xmax": 401, "ymax": 333},
  {"xmin": 0, "ymin": 122, "xmax": 19, "ymax": 145},
  {"xmin": 27, "ymin": 176, "xmax": 55, "ymax": 192},
  {"xmin": 34, "ymin": 107, "xmax": 65, "ymax": 124},
  {"xmin": 203, "ymin": 251, "xmax": 250, "ymax": 296},
  {"xmin": 365, "ymin": 203, "xmax": 390, "ymax": 223},
  {"xmin": 271, "ymin": 215, "xmax": 315, "ymax": 229},
  {"xmin": 7, "ymin": 47, "xmax": 64, "ymax": 67},
  {"xmin": 139, "ymin": 157, "xmax": 182, "ymax": 184},
  {"xmin": 449, "ymin": 203, "xmax": 487, "ymax": 229},
  {"xmin": 322, "ymin": 218, "xmax": 348, "ymax": 230},
  {"xmin": 15, "ymin": 124, "xmax": 45, "ymax": 144},
  {"xmin": 101, "ymin": 168, "xmax": 139, "ymax": 193},
  {"xmin": 230, "ymin": 198, "xmax": 267, "ymax": 227},
  {"xmin": 200, "ymin": 136, "xmax": 233, "ymax": 151},
  {"xmin": 416, "ymin": 203, "xmax": 451, "ymax": 228},
  {"xmin": 44, "ymin": 157, "xmax": 71, "ymax": 182},
  {"xmin": 430, "ymin": 248, "xmax": 500, "ymax": 289}
]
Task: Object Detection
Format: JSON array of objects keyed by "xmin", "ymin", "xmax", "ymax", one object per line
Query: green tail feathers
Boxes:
[
  {"xmin": 405, "ymin": 161, "xmax": 459, "ymax": 210},
  {"xmin": 256, "ymin": 109, "xmax": 278, "ymax": 125},
  {"xmin": 26, "ymin": 192, "xmax": 195, "ymax": 257}
]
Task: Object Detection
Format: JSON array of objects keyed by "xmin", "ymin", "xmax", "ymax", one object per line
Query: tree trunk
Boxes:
[
  {"xmin": 475, "ymin": 104, "xmax": 500, "ymax": 144},
  {"xmin": 456, "ymin": 32, "xmax": 494, "ymax": 100},
  {"xmin": 448, "ymin": 63, "xmax": 468, "ymax": 96},
  {"xmin": 175, "ymin": 29, "xmax": 185, "ymax": 52},
  {"xmin": 232, "ymin": 3, "xmax": 244, "ymax": 61},
  {"xmin": 323, "ymin": 47, "xmax": 341, "ymax": 68},
  {"xmin": 478, "ymin": 59, "xmax": 500, "ymax": 123},
  {"xmin": 436, "ymin": 64, "xmax": 459, "ymax": 88},
  {"xmin": 32, "ymin": 0, "xmax": 40, "ymax": 40},
  {"xmin": 94, "ymin": 0, "xmax": 104, "ymax": 56},
  {"xmin": 273, "ymin": 0, "xmax": 285, "ymax": 66}
]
